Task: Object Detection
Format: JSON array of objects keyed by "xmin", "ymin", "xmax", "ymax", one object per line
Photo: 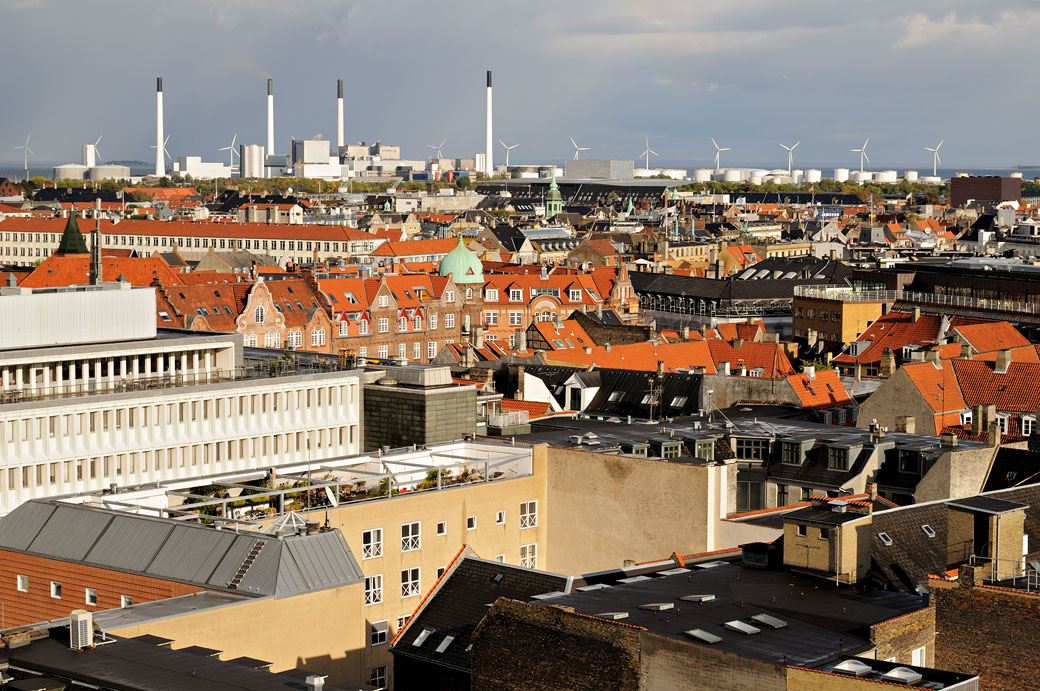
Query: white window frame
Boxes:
[
  {"xmin": 359, "ymin": 319, "xmax": 369, "ymax": 336},
  {"xmin": 509, "ymin": 311, "xmax": 523, "ymax": 326},
  {"xmin": 520, "ymin": 500, "xmax": 538, "ymax": 528},
  {"xmin": 436, "ymin": 520, "xmax": 447, "ymax": 536},
  {"xmin": 496, "ymin": 554, "xmax": 506, "ymax": 563},
  {"xmin": 85, "ymin": 588, "xmax": 98, "ymax": 606},
  {"xmin": 16, "ymin": 574, "xmax": 28, "ymax": 592},
  {"xmin": 401, "ymin": 521, "xmax": 421, "ymax": 551},
  {"xmin": 445, "ymin": 313, "xmax": 455, "ymax": 328},
  {"xmin": 486, "ymin": 289, "xmax": 498, "ymax": 302},
  {"xmin": 255, "ymin": 305, "xmax": 265, "ymax": 324},
  {"xmin": 363, "ymin": 528, "xmax": 383, "ymax": 559},
  {"xmin": 485, "ymin": 311, "xmax": 498, "ymax": 326},
  {"xmin": 378, "ymin": 295, "xmax": 389, "ymax": 307},
  {"xmin": 369, "ymin": 666, "xmax": 387, "ymax": 689},
  {"xmin": 520, "ymin": 543, "xmax": 538, "ymax": 569},
  {"xmin": 50, "ymin": 581, "xmax": 62, "ymax": 599},
  {"xmin": 398, "ymin": 316, "xmax": 408, "ymax": 333},
  {"xmin": 569, "ymin": 289, "xmax": 581, "ymax": 302},
  {"xmin": 428, "ymin": 341, "xmax": 437, "ymax": 359},
  {"xmin": 370, "ymin": 619, "xmax": 389, "ymax": 646},
  {"xmin": 413, "ymin": 341, "xmax": 421, "ymax": 360},
  {"xmin": 396, "ymin": 615, "xmax": 410, "ymax": 630},
  {"xmin": 1024, "ymin": 416, "xmax": 1036, "ymax": 437},
  {"xmin": 911, "ymin": 645, "xmax": 926, "ymax": 666},
  {"xmin": 466, "ymin": 515, "xmax": 477, "ymax": 531},
  {"xmin": 378, "ymin": 317, "xmax": 389, "ymax": 333},
  {"xmin": 496, "ymin": 510, "xmax": 506, "ymax": 525},
  {"xmin": 430, "ymin": 314, "xmax": 437, "ymax": 330},
  {"xmin": 509, "ymin": 288, "xmax": 522, "ymax": 302},
  {"xmin": 365, "ymin": 574, "xmax": 383, "ymax": 605},
  {"xmin": 401, "ymin": 567, "xmax": 421, "ymax": 598},
  {"xmin": 378, "ymin": 345, "xmax": 389, "ymax": 359}
]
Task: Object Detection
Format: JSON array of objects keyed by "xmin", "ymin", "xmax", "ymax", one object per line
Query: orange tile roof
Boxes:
[
  {"xmin": 265, "ymin": 279, "xmax": 328, "ymax": 327},
  {"xmin": 500, "ymin": 399, "xmax": 555, "ymax": 418},
  {"xmin": 709, "ymin": 340, "xmax": 795, "ymax": 378},
  {"xmin": 0, "ymin": 216, "xmax": 358, "ymax": 242},
  {"xmin": 952, "ymin": 359, "xmax": 1040, "ymax": 414},
  {"xmin": 530, "ymin": 320, "xmax": 593, "ymax": 350},
  {"xmin": 155, "ymin": 282, "xmax": 251, "ymax": 330},
  {"xmin": 973, "ymin": 345, "xmax": 1040, "ymax": 364},
  {"xmin": 542, "ymin": 340, "xmax": 716, "ymax": 374},
  {"xmin": 21, "ymin": 255, "xmax": 183, "ymax": 288},
  {"xmin": 952, "ymin": 321, "xmax": 1030, "ymax": 354},
  {"xmin": 786, "ymin": 369, "xmax": 852, "ymax": 408},
  {"xmin": 371, "ymin": 238, "xmax": 459, "ymax": 257},
  {"xmin": 124, "ymin": 187, "xmax": 199, "ymax": 201},
  {"xmin": 832, "ymin": 312, "xmax": 981, "ymax": 366}
]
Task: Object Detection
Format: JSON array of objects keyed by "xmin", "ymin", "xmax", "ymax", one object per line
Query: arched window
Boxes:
[
  {"xmin": 255, "ymin": 306, "xmax": 265, "ymax": 325},
  {"xmin": 264, "ymin": 332, "xmax": 279, "ymax": 348},
  {"xmin": 339, "ymin": 320, "xmax": 349, "ymax": 337},
  {"xmin": 398, "ymin": 317, "xmax": 408, "ymax": 333},
  {"xmin": 359, "ymin": 319, "xmax": 369, "ymax": 336},
  {"xmin": 466, "ymin": 288, "xmax": 473, "ymax": 301},
  {"xmin": 311, "ymin": 328, "xmax": 326, "ymax": 346},
  {"xmin": 413, "ymin": 315, "xmax": 422, "ymax": 331}
]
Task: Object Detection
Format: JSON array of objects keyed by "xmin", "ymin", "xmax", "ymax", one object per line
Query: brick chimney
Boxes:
[
  {"xmin": 897, "ymin": 415, "xmax": 916, "ymax": 434},
  {"xmin": 911, "ymin": 307, "xmax": 921, "ymax": 323},
  {"xmin": 880, "ymin": 347, "xmax": 897, "ymax": 377},
  {"xmin": 972, "ymin": 403, "xmax": 995, "ymax": 436},
  {"xmin": 995, "ymin": 349, "xmax": 1012, "ymax": 374}
]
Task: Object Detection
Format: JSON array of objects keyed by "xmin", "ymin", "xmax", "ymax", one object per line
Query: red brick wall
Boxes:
[{"xmin": 0, "ymin": 549, "xmax": 204, "ymax": 627}]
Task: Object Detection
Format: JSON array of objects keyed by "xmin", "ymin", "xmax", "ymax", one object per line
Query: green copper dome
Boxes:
[{"xmin": 438, "ymin": 237, "xmax": 485, "ymax": 284}]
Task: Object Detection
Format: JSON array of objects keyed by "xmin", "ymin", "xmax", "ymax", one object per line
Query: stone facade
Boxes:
[{"xmin": 362, "ymin": 380, "xmax": 477, "ymax": 452}]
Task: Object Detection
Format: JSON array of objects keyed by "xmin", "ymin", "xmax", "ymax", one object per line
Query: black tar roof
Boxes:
[
  {"xmin": 6, "ymin": 631, "xmax": 372, "ymax": 690},
  {"xmin": 527, "ymin": 560, "xmax": 925, "ymax": 668},
  {"xmin": 785, "ymin": 505, "xmax": 873, "ymax": 526},
  {"xmin": 946, "ymin": 495, "xmax": 1028, "ymax": 515}
]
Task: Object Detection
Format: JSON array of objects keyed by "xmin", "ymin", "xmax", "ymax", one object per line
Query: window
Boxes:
[
  {"xmin": 898, "ymin": 450, "xmax": 921, "ymax": 474},
  {"xmin": 255, "ymin": 306, "xmax": 265, "ymax": 324},
  {"xmin": 827, "ymin": 447, "xmax": 849, "ymax": 471},
  {"xmin": 496, "ymin": 554, "xmax": 506, "ymax": 563},
  {"xmin": 445, "ymin": 290, "xmax": 455, "ymax": 302},
  {"xmin": 429, "ymin": 314, "xmax": 437, "ymax": 330},
  {"xmin": 436, "ymin": 521, "xmax": 447, "ymax": 536},
  {"xmin": 399, "ymin": 343, "xmax": 407, "ymax": 359},
  {"xmin": 363, "ymin": 528, "xmax": 383, "ymax": 559},
  {"xmin": 445, "ymin": 313, "xmax": 455, "ymax": 328},
  {"xmin": 359, "ymin": 319, "xmax": 369, "ymax": 336},
  {"xmin": 378, "ymin": 345, "xmax": 389, "ymax": 358},
  {"xmin": 466, "ymin": 288, "xmax": 473, "ymax": 300},
  {"xmin": 338, "ymin": 320, "xmax": 349, "ymax": 337},
  {"xmin": 496, "ymin": 510, "xmax": 506, "ymax": 525},
  {"xmin": 819, "ymin": 527, "xmax": 831, "ymax": 540},
  {"xmin": 509, "ymin": 311, "xmax": 522, "ymax": 325},
  {"xmin": 520, "ymin": 543, "xmax": 538, "ymax": 569},
  {"xmin": 911, "ymin": 645, "xmax": 926, "ymax": 666},
  {"xmin": 922, "ymin": 524, "xmax": 936, "ymax": 538},
  {"xmin": 520, "ymin": 501, "xmax": 538, "ymax": 528},
  {"xmin": 428, "ymin": 341, "xmax": 437, "ymax": 359},
  {"xmin": 781, "ymin": 442, "xmax": 802, "ymax": 465},
  {"xmin": 365, "ymin": 575, "xmax": 383, "ymax": 605},
  {"xmin": 466, "ymin": 515, "xmax": 476, "ymax": 530},
  {"xmin": 50, "ymin": 581, "xmax": 62, "ymax": 599},
  {"xmin": 796, "ymin": 524, "xmax": 807, "ymax": 537},
  {"xmin": 398, "ymin": 317, "xmax": 408, "ymax": 333},
  {"xmin": 413, "ymin": 342, "xmax": 421, "ymax": 360},
  {"xmin": 264, "ymin": 332, "xmax": 279, "ymax": 348},
  {"xmin": 485, "ymin": 311, "xmax": 498, "ymax": 325},
  {"xmin": 878, "ymin": 532, "xmax": 893, "ymax": 546},
  {"xmin": 509, "ymin": 288, "xmax": 522, "ymax": 302},
  {"xmin": 735, "ymin": 438, "xmax": 769, "ymax": 460},
  {"xmin": 369, "ymin": 666, "xmax": 387, "ymax": 689},
  {"xmin": 413, "ymin": 315, "xmax": 422, "ymax": 330},
  {"xmin": 486, "ymin": 289, "xmax": 498, "ymax": 301},
  {"xmin": 378, "ymin": 295, "xmax": 389, "ymax": 307},
  {"xmin": 996, "ymin": 415, "xmax": 1009, "ymax": 434},
  {"xmin": 311, "ymin": 328, "xmax": 326, "ymax": 346},
  {"xmin": 85, "ymin": 588, "xmax": 98, "ymax": 606},
  {"xmin": 401, "ymin": 522, "xmax": 420, "ymax": 551},
  {"xmin": 569, "ymin": 289, "xmax": 581, "ymax": 302},
  {"xmin": 396, "ymin": 615, "xmax": 410, "ymax": 630},
  {"xmin": 121, "ymin": 595, "xmax": 133, "ymax": 608},
  {"xmin": 16, "ymin": 574, "xmax": 27, "ymax": 592},
  {"xmin": 370, "ymin": 619, "xmax": 388, "ymax": 646},
  {"xmin": 378, "ymin": 317, "xmax": 389, "ymax": 333},
  {"xmin": 1025, "ymin": 416, "xmax": 1036, "ymax": 437},
  {"xmin": 402, "ymin": 567, "xmax": 421, "ymax": 597}
]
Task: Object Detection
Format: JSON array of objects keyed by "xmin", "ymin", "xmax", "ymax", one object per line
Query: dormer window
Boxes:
[
  {"xmin": 378, "ymin": 295, "xmax": 389, "ymax": 307},
  {"xmin": 486, "ymin": 289, "xmax": 498, "ymax": 302},
  {"xmin": 569, "ymin": 289, "xmax": 582, "ymax": 302},
  {"xmin": 781, "ymin": 442, "xmax": 802, "ymax": 465},
  {"xmin": 827, "ymin": 447, "xmax": 849, "ymax": 471},
  {"xmin": 898, "ymin": 449, "xmax": 921, "ymax": 474},
  {"xmin": 509, "ymin": 288, "xmax": 522, "ymax": 302}
]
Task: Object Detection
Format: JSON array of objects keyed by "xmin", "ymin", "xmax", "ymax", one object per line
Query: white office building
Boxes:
[{"xmin": 0, "ymin": 282, "xmax": 362, "ymax": 515}]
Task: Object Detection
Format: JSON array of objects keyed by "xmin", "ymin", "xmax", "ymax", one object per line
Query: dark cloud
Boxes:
[{"xmin": 1, "ymin": 0, "xmax": 1038, "ymax": 168}]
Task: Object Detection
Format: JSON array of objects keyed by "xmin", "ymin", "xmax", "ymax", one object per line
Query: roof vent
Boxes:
[
  {"xmin": 829, "ymin": 500, "xmax": 849, "ymax": 513},
  {"xmin": 684, "ymin": 628, "xmax": 722, "ymax": 644},
  {"xmin": 306, "ymin": 674, "xmax": 327, "ymax": 691},
  {"xmin": 882, "ymin": 667, "xmax": 924, "ymax": 685},
  {"xmin": 750, "ymin": 613, "xmax": 788, "ymax": 629},
  {"xmin": 639, "ymin": 602, "xmax": 674, "ymax": 612},
  {"xmin": 832, "ymin": 659, "xmax": 873, "ymax": 677},
  {"xmin": 680, "ymin": 594, "xmax": 716, "ymax": 603},
  {"xmin": 595, "ymin": 611, "xmax": 629, "ymax": 620},
  {"xmin": 492, "ymin": 573, "xmax": 503, "ymax": 583},
  {"xmin": 724, "ymin": 620, "xmax": 761, "ymax": 635}
]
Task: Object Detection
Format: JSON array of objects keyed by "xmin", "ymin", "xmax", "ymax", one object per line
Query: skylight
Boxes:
[
  {"xmin": 750, "ymin": 613, "xmax": 788, "ymax": 629},
  {"xmin": 878, "ymin": 532, "xmax": 893, "ymax": 546},
  {"xmin": 434, "ymin": 635, "xmax": 455, "ymax": 654},
  {"xmin": 680, "ymin": 594, "xmax": 716, "ymax": 602},
  {"xmin": 724, "ymin": 620, "xmax": 761, "ymax": 635},
  {"xmin": 922, "ymin": 525, "xmax": 936, "ymax": 538},
  {"xmin": 595, "ymin": 612, "xmax": 629, "ymax": 620},
  {"xmin": 684, "ymin": 629, "xmax": 722, "ymax": 644},
  {"xmin": 412, "ymin": 629, "xmax": 433, "ymax": 647},
  {"xmin": 639, "ymin": 603, "xmax": 674, "ymax": 612}
]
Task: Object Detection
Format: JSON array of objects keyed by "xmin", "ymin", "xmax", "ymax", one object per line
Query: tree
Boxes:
[{"xmin": 456, "ymin": 175, "xmax": 471, "ymax": 190}]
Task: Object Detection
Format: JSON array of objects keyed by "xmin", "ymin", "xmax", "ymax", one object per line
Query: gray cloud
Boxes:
[{"xmin": 1, "ymin": 0, "xmax": 1038, "ymax": 169}]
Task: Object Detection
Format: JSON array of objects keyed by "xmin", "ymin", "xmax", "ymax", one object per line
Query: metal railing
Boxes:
[
  {"xmin": 793, "ymin": 285, "xmax": 901, "ymax": 302},
  {"xmin": 902, "ymin": 291, "xmax": 1040, "ymax": 316},
  {"xmin": 489, "ymin": 410, "xmax": 530, "ymax": 427}
]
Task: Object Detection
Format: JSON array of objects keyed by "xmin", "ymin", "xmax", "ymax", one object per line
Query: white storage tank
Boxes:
[
  {"xmin": 693, "ymin": 168, "xmax": 713, "ymax": 183},
  {"xmin": 851, "ymin": 170, "xmax": 873, "ymax": 183},
  {"xmin": 89, "ymin": 165, "xmax": 131, "ymax": 181},
  {"xmin": 876, "ymin": 170, "xmax": 898, "ymax": 183},
  {"xmin": 723, "ymin": 169, "xmax": 743, "ymax": 183},
  {"xmin": 791, "ymin": 170, "xmax": 804, "ymax": 185},
  {"xmin": 53, "ymin": 164, "xmax": 88, "ymax": 181},
  {"xmin": 240, "ymin": 144, "xmax": 265, "ymax": 178},
  {"xmin": 1010, "ymin": 172, "xmax": 1024, "ymax": 179},
  {"xmin": 920, "ymin": 175, "xmax": 942, "ymax": 186},
  {"xmin": 749, "ymin": 172, "xmax": 764, "ymax": 185},
  {"xmin": 805, "ymin": 169, "xmax": 822, "ymax": 183},
  {"xmin": 904, "ymin": 170, "xmax": 919, "ymax": 182},
  {"xmin": 834, "ymin": 168, "xmax": 850, "ymax": 182}
]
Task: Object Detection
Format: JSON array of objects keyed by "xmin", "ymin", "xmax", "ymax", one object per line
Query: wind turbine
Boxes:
[
  {"xmin": 219, "ymin": 133, "xmax": 240, "ymax": 175},
  {"xmin": 499, "ymin": 140, "xmax": 519, "ymax": 167},
  {"xmin": 850, "ymin": 137, "xmax": 870, "ymax": 172},
  {"xmin": 924, "ymin": 139, "xmax": 943, "ymax": 177},
  {"xmin": 150, "ymin": 134, "xmax": 172, "ymax": 176},
  {"xmin": 639, "ymin": 135, "xmax": 659, "ymax": 170},
  {"xmin": 13, "ymin": 134, "xmax": 34, "ymax": 181},
  {"xmin": 570, "ymin": 136, "xmax": 590, "ymax": 160},
  {"xmin": 711, "ymin": 138, "xmax": 730, "ymax": 170},
  {"xmin": 426, "ymin": 138, "xmax": 447, "ymax": 159},
  {"xmin": 780, "ymin": 141, "xmax": 799, "ymax": 174}
]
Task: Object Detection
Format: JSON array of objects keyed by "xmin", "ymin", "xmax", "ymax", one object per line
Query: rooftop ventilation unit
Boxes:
[
  {"xmin": 617, "ymin": 575, "xmax": 653, "ymax": 584},
  {"xmin": 724, "ymin": 620, "xmax": 761, "ymax": 635},
  {"xmin": 69, "ymin": 609, "xmax": 92, "ymax": 650},
  {"xmin": 680, "ymin": 594, "xmax": 716, "ymax": 602},
  {"xmin": 306, "ymin": 675, "xmax": 327, "ymax": 691},
  {"xmin": 882, "ymin": 667, "xmax": 924, "ymax": 685},
  {"xmin": 832, "ymin": 659, "xmax": 873, "ymax": 678},
  {"xmin": 684, "ymin": 628, "xmax": 722, "ymax": 644}
]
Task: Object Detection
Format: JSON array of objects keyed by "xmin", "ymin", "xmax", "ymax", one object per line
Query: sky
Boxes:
[{"xmin": 2, "ymin": 0, "xmax": 1039, "ymax": 170}]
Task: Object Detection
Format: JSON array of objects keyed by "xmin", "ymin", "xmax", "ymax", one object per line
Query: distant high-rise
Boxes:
[
  {"xmin": 485, "ymin": 70, "xmax": 493, "ymax": 176},
  {"xmin": 337, "ymin": 79, "xmax": 344, "ymax": 150},
  {"xmin": 267, "ymin": 79, "xmax": 275, "ymax": 157},
  {"xmin": 154, "ymin": 77, "xmax": 164, "ymax": 178}
]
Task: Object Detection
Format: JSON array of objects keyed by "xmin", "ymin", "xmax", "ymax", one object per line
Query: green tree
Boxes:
[{"xmin": 456, "ymin": 174, "xmax": 471, "ymax": 189}]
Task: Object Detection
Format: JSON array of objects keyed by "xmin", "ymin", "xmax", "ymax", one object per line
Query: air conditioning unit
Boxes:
[{"xmin": 70, "ymin": 609, "xmax": 93, "ymax": 650}]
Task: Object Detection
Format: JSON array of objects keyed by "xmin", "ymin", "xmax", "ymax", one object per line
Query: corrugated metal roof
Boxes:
[
  {"xmin": 205, "ymin": 534, "xmax": 259, "ymax": 588},
  {"xmin": 147, "ymin": 525, "xmax": 237, "ymax": 584},
  {"xmin": 0, "ymin": 501, "xmax": 55, "ymax": 551},
  {"xmin": 281, "ymin": 531, "xmax": 363, "ymax": 596},
  {"xmin": 85, "ymin": 515, "xmax": 173, "ymax": 572},
  {"xmin": 233, "ymin": 540, "xmax": 281, "ymax": 596},
  {"xmin": 28, "ymin": 504, "xmax": 113, "ymax": 561}
]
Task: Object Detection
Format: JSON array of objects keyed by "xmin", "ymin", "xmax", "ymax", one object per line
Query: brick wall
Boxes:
[
  {"xmin": 934, "ymin": 583, "xmax": 1040, "ymax": 690},
  {"xmin": 470, "ymin": 599, "xmax": 641, "ymax": 691},
  {"xmin": 870, "ymin": 605, "xmax": 935, "ymax": 666},
  {"xmin": 0, "ymin": 549, "xmax": 203, "ymax": 628}
]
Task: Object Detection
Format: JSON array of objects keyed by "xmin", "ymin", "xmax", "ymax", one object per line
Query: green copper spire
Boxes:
[
  {"xmin": 54, "ymin": 212, "xmax": 90, "ymax": 255},
  {"xmin": 545, "ymin": 166, "xmax": 563, "ymax": 220}
]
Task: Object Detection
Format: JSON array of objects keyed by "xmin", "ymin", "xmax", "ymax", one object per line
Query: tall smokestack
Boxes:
[
  {"xmin": 336, "ymin": 79, "xmax": 344, "ymax": 150},
  {"xmin": 485, "ymin": 69, "xmax": 493, "ymax": 176},
  {"xmin": 155, "ymin": 77, "xmax": 164, "ymax": 178},
  {"xmin": 267, "ymin": 79, "xmax": 275, "ymax": 157}
]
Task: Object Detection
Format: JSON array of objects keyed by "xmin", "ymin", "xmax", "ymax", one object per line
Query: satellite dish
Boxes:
[{"xmin": 286, "ymin": 187, "xmax": 294, "ymax": 195}]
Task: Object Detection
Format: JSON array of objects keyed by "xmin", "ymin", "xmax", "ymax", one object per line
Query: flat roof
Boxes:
[{"xmin": 946, "ymin": 496, "xmax": 1028, "ymax": 515}]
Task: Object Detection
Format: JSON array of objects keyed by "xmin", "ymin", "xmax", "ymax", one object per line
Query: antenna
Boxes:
[
  {"xmin": 850, "ymin": 137, "xmax": 870, "ymax": 172},
  {"xmin": 569, "ymin": 136, "xmax": 589, "ymax": 160},
  {"xmin": 639, "ymin": 135, "xmax": 659, "ymax": 171},
  {"xmin": 924, "ymin": 139, "xmax": 943, "ymax": 177},
  {"xmin": 499, "ymin": 140, "xmax": 519, "ymax": 167},
  {"xmin": 779, "ymin": 141, "xmax": 799, "ymax": 174},
  {"xmin": 711, "ymin": 138, "xmax": 731, "ymax": 171}
]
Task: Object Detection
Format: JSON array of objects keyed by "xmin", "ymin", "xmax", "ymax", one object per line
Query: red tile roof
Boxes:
[
  {"xmin": 786, "ymin": 369, "xmax": 852, "ymax": 408},
  {"xmin": 953, "ymin": 321, "xmax": 1030, "ymax": 354},
  {"xmin": 500, "ymin": 399, "xmax": 556, "ymax": 418},
  {"xmin": 543, "ymin": 340, "xmax": 716, "ymax": 374},
  {"xmin": 529, "ymin": 320, "xmax": 593, "ymax": 350},
  {"xmin": 832, "ymin": 312, "xmax": 981, "ymax": 366},
  {"xmin": 708, "ymin": 340, "xmax": 795, "ymax": 378},
  {"xmin": 21, "ymin": 255, "xmax": 183, "ymax": 288}
]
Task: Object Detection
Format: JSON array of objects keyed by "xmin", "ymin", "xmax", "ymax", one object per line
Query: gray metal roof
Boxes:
[{"xmin": 0, "ymin": 500, "xmax": 364, "ymax": 598}]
